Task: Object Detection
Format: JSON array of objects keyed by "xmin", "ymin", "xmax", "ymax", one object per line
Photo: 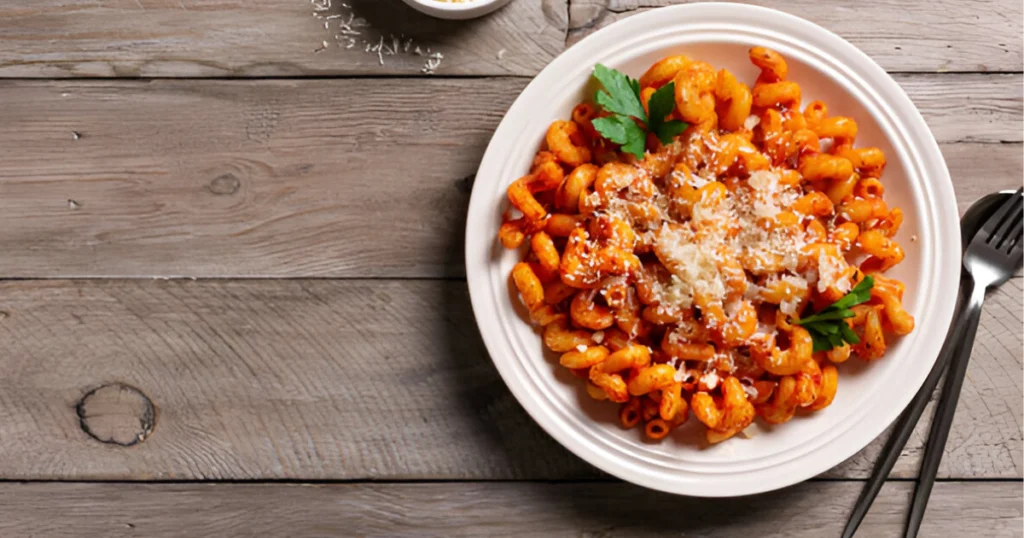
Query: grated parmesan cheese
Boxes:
[
  {"xmin": 817, "ymin": 249, "xmax": 851, "ymax": 293},
  {"xmin": 702, "ymin": 370, "xmax": 720, "ymax": 390},
  {"xmin": 655, "ymin": 225, "xmax": 727, "ymax": 305}
]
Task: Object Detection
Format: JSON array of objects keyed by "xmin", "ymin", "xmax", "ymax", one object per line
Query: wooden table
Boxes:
[{"xmin": 0, "ymin": 1, "xmax": 1020, "ymax": 536}]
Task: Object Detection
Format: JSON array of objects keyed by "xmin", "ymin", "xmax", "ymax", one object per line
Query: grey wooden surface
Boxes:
[
  {"xmin": 0, "ymin": 0, "xmax": 1020, "ymax": 536},
  {"xmin": 0, "ymin": 279, "xmax": 1019, "ymax": 481},
  {"xmin": 0, "ymin": 78, "xmax": 1019, "ymax": 278},
  {"xmin": 0, "ymin": 482, "xmax": 1020, "ymax": 538}
]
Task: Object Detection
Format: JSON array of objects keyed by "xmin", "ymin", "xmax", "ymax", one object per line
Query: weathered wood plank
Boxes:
[
  {"xmin": 1, "ymin": 0, "xmax": 1020, "ymax": 76},
  {"xmin": 0, "ymin": 279, "xmax": 1018, "ymax": 481},
  {"xmin": 0, "ymin": 78, "xmax": 1019, "ymax": 278},
  {"xmin": 568, "ymin": 0, "xmax": 1023, "ymax": 74},
  {"xmin": 0, "ymin": 0, "xmax": 568, "ymax": 77},
  {"xmin": 0, "ymin": 481, "xmax": 1019, "ymax": 537}
]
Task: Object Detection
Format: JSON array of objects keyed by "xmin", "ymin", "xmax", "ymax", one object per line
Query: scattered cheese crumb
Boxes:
[
  {"xmin": 575, "ymin": 344, "xmax": 588, "ymax": 353},
  {"xmin": 592, "ymin": 331, "xmax": 605, "ymax": 344},
  {"xmin": 743, "ymin": 115, "xmax": 761, "ymax": 131}
]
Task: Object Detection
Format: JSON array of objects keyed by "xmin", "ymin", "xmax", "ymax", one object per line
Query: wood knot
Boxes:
[
  {"xmin": 208, "ymin": 173, "xmax": 241, "ymax": 195},
  {"xmin": 76, "ymin": 383, "xmax": 155, "ymax": 446}
]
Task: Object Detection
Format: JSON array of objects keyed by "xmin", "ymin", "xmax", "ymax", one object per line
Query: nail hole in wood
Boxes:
[{"xmin": 76, "ymin": 383, "xmax": 156, "ymax": 447}]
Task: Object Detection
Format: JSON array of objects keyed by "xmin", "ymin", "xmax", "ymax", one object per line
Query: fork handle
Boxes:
[
  {"xmin": 904, "ymin": 281, "xmax": 987, "ymax": 538},
  {"xmin": 840, "ymin": 299, "xmax": 966, "ymax": 538}
]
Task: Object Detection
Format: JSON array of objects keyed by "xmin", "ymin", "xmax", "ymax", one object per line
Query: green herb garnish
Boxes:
[
  {"xmin": 590, "ymin": 64, "xmax": 689, "ymax": 159},
  {"xmin": 794, "ymin": 275, "xmax": 874, "ymax": 352}
]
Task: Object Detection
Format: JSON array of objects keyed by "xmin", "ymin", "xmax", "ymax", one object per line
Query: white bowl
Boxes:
[
  {"xmin": 401, "ymin": 0, "xmax": 513, "ymax": 20},
  {"xmin": 465, "ymin": 3, "xmax": 960, "ymax": 497}
]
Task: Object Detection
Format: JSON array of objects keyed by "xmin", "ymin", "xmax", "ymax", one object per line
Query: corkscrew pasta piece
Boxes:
[
  {"xmin": 757, "ymin": 375, "xmax": 799, "ymax": 424},
  {"xmin": 572, "ymin": 103, "xmax": 600, "ymax": 142},
  {"xmin": 808, "ymin": 365, "xmax": 839, "ymax": 411},
  {"xmin": 545, "ymin": 214, "xmax": 583, "ymax": 237},
  {"xmin": 531, "ymin": 231, "xmax": 561, "ymax": 274},
  {"xmin": 750, "ymin": 314, "xmax": 814, "ymax": 376},
  {"xmin": 543, "ymin": 319, "xmax": 592, "ymax": 352},
  {"xmin": 714, "ymin": 69, "xmax": 753, "ymax": 131},
  {"xmin": 856, "ymin": 306, "xmax": 887, "ymax": 360},
  {"xmin": 498, "ymin": 47, "xmax": 913, "ymax": 446},
  {"xmin": 579, "ymin": 380, "xmax": 606, "ymax": 401},
  {"xmin": 590, "ymin": 365, "xmax": 629, "ymax": 403},
  {"xmin": 813, "ymin": 116, "xmax": 858, "ymax": 141},
  {"xmin": 640, "ymin": 55, "xmax": 691, "ymax": 89},
  {"xmin": 512, "ymin": 262, "xmax": 544, "ymax": 311},
  {"xmin": 544, "ymin": 280, "xmax": 577, "ymax": 305},
  {"xmin": 803, "ymin": 100, "xmax": 827, "ymax": 126},
  {"xmin": 752, "ymin": 81, "xmax": 801, "ymax": 109},
  {"xmin": 560, "ymin": 345, "xmax": 609, "ymax": 369},
  {"xmin": 858, "ymin": 229, "xmax": 905, "ymax": 272},
  {"xmin": 835, "ymin": 144, "xmax": 887, "ymax": 178},
  {"xmin": 854, "ymin": 177, "xmax": 884, "ymax": 199},
  {"xmin": 749, "ymin": 46, "xmax": 788, "ymax": 82},
  {"xmin": 838, "ymin": 197, "xmax": 889, "ymax": 223},
  {"xmin": 546, "ymin": 120, "xmax": 592, "ymax": 167},
  {"xmin": 499, "ymin": 219, "xmax": 526, "ymax": 249},
  {"xmin": 673, "ymin": 61, "xmax": 718, "ymax": 125},
  {"xmin": 620, "ymin": 398, "xmax": 642, "ymax": 427},
  {"xmin": 793, "ymin": 359, "xmax": 823, "ymax": 408},
  {"xmin": 570, "ymin": 289, "xmax": 615, "ymax": 330},
  {"xmin": 871, "ymin": 276, "xmax": 915, "ymax": 335},
  {"xmin": 798, "ymin": 154, "xmax": 854, "ymax": 182},
  {"xmin": 627, "ymin": 364, "xmax": 676, "ymax": 396},
  {"xmin": 692, "ymin": 377, "xmax": 756, "ymax": 443},
  {"xmin": 644, "ymin": 418, "xmax": 673, "ymax": 440},
  {"xmin": 557, "ymin": 163, "xmax": 598, "ymax": 211}
]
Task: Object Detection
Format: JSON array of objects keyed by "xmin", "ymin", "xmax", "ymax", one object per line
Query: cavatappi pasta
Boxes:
[{"xmin": 499, "ymin": 47, "xmax": 914, "ymax": 444}]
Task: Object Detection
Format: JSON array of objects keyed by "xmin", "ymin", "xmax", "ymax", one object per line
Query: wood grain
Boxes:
[
  {"xmin": 568, "ymin": 0, "xmax": 1024, "ymax": 74},
  {"xmin": 0, "ymin": 0, "xmax": 568, "ymax": 77},
  {"xmin": 0, "ymin": 279, "xmax": 1018, "ymax": 481},
  {"xmin": 0, "ymin": 481, "xmax": 1020, "ymax": 537},
  {"xmin": 0, "ymin": 77, "xmax": 1019, "ymax": 278},
  {"xmin": 1, "ymin": 0, "xmax": 1020, "ymax": 77}
]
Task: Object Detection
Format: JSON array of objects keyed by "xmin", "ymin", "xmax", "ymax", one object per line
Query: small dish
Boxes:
[{"xmin": 401, "ymin": 0, "xmax": 513, "ymax": 20}]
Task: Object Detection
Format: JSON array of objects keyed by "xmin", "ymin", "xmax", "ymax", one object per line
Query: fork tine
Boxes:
[
  {"xmin": 1006, "ymin": 216, "xmax": 1023, "ymax": 258},
  {"xmin": 983, "ymin": 188, "xmax": 1023, "ymax": 242},
  {"xmin": 996, "ymin": 207, "xmax": 1023, "ymax": 251}
]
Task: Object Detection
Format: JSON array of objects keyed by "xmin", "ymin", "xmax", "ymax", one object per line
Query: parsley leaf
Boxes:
[
  {"xmin": 793, "ymin": 276, "xmax": 875, "ymax": 352},
  {"xmin": 647, "ymin": 82, "xmax": 689, "ymax": 145},
  {"xmin": 591, "ymin": 116, "xmax": 646, "ymax": 157},
  {"xmin": 590, "ymin": 65, "xmax": 689, "ymax": 159},
  {"xmin": 593, "ymin": 64, "xmax": 647, "ymax": 121}
]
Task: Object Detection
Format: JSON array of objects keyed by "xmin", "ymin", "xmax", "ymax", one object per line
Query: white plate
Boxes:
[{"xmin": 465, "ymin": 3, "xmax": 960, "ymax": 497}]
